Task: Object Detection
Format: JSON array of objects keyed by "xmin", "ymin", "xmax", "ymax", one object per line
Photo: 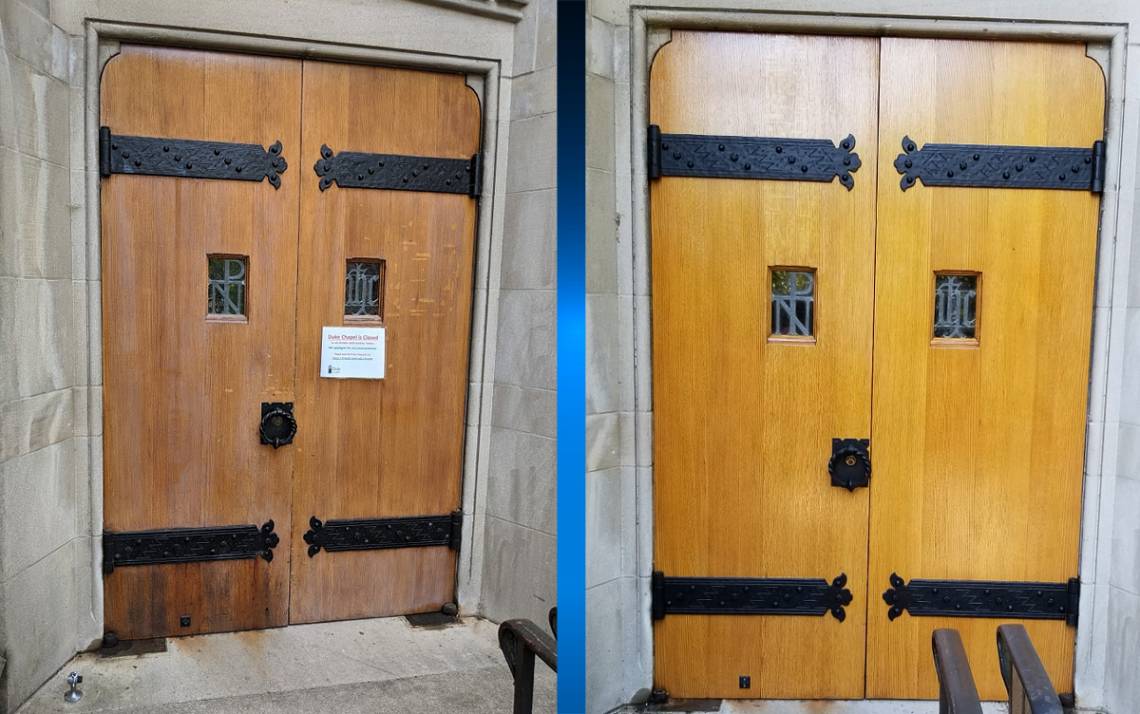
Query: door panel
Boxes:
[
  {"xmin": 287, "ymin": 61, "xmax": 481, "ymax": 623},
  {"xmin": 650, "ymin": 32, "xmax": 880, "ymax": 699},
  {"xmin": 867, "ymin": 39, "xmax": 1103, "ymax": 699},
  {"xmin": 101, "ymin": 46, "xmax": 301, "ymax": 638}
]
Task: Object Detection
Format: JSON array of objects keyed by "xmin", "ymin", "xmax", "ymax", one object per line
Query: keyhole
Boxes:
[{"xmin": 845, "ymin": 455, "xmax": 857, "ymax": 467}]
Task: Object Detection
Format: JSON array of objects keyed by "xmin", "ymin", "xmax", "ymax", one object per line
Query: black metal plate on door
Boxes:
[
  {"xmin": 313, "ymin": 144, "xmax": 482, "ymax": 197},
  {"xmin": 99, "ymin": 127, "xmax": 287, "ymax": 188},
  {"xmin": 894, "ymin": 135, "xmax": 1105, "ymax": 193},
  {"xmin": 652, "ymin": 571, "xmax": 853, "ymax": 622},
  {"xmin": 648, "ymin": 124, "xmax": 862, "ymax": 190},
  {"xmin": 103, "ymin": 521, "xmax": 279, "ymax": 575},
  {"xmin": 883, "ymin": 572, "xmax": 1080, "ymax": 626},
  {"xmin": 259, "ymin": 402, "xmax": 296, "ymax": 448},
  {"xmin": 303, "ymin": 511, "xmax": 462, "ymax": 557},
  {"xmin": 829, "ymin": 438, "xmax": 870, "ymax": 491}
]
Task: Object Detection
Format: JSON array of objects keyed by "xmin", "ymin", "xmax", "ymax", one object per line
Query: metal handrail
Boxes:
[
  {"xmin": 932, "ymin": 629, "xmax": 984, "ymax": 714},
  {"xmin": 997, "ymin": 624, "xmax": 1064, "ymax": 714},
  {"xmin": 499, "ymin": 607, "xmax": 557, "ymax": 714}
]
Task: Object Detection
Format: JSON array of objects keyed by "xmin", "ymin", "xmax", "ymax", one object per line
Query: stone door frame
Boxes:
[
  {"xmin": 623, "ymin": 8, "xmax": 1131, "ymax": 707},
  {"xmin": 81, "ymin": 18, "xmax": 512, "ymax": 635}
]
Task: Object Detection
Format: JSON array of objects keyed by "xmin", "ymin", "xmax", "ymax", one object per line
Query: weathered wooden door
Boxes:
[
  {"xmin": 100, "ymin": 46, "xmax": 479, "ymax": 639},
  {"xmin": 650, "ymin": 33, "xmax": 1104, "ymax": 700}
]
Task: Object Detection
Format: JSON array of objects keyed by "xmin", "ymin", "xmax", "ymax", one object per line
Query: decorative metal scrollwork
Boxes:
[
  {"xmin": 313, "ymin": 144, "xmax": 482, "ymax": 197},
  {"xmin": 304, "ymin": 511, "xmax": 462, "ymax": 557},
  {"xmin": 99, "ymin": 127, "xmax": 287, "ymax": 188},
  {"xmin": 259, "ymin": 402, "xmax": 296, "ymax": 448},
  {"xmin": 883, "ymin": 572, "xmax": 1080, "ymax": 626},
  {"xmin": 648, "ymin": 124, "xmax": 862, "ymax": 190},
  {"xmin": 894, "ymin": 135, "xmax": 1105, "ymax": 193},
  {"xmin": 652, "ymin": 571, "xmax": 854, "ymax": 622},
  {"xmin": 829, "ymin": 438, "xmax": 871, "ymax": 491},
  {"xmin": 103, "ymin": 520, "xmax": 279, "ymax": 575}
]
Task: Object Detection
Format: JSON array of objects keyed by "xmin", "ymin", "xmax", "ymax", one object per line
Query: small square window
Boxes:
[
  {"xmin": 345, "ymin": 259, "xmax": 385, "ymax": 320},
  {"xmin": 933, "ymin": 273, "xmax": 979, "ymax": 340},
  {"xmin": 207, "ymin": 256, "xmax": 247, "ymax": 318},
  {"xmin": 771, "ymin": 268, "xmax": 815, "ymax": 337}
]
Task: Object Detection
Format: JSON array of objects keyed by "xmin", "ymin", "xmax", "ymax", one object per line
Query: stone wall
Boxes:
[
  {"xmin": 0, "ymin": 0, "xmax": 101, "ymax": 710},
  {"xmin": 584, "ymin": 1, "xmax": 1140, "ymax": 712},
  {"xmin": 478, "ymin": 0, "xmax": 559, "ymax": 628}
]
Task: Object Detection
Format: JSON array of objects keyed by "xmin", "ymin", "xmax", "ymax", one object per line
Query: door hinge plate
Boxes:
[
  {"xmin": 304, "ymin": 511, "xmax": 462, "ymax": 557},
  {"xmin": 313, "ymin": 144, "xmax": 482, "ymax": 197},
  {"xmin": 652, "ymin": 570, "xmax": 853, "ymax": 622},
  {"xmin": 103, "ymin": 520, "xmax": 279, "ymax": 575},
  {"xmin": 99, "ymin": 127, "xmax": 287, "ymax": 188},
  {"xmin": 648, "ymin": 124, "xmax": 862, "ymax": 190},
  {"xmin": 883, "ymin": 573, "xmax": 1080, "ymax": 626},
  {"xmin": 894, "ymin": 135, "xmax": 1105, "ymax": 193}
]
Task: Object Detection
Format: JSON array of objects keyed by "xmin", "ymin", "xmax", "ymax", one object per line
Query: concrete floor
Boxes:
[{"xmin": 17, "ymin": 616, "xmax": 555, "ymax": 713}]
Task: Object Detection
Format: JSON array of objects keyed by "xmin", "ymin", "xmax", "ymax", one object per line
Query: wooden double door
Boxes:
[
  {"xmin": 100, "ymin": 46, "xmax": 480, "ymax": 639},
  {"xmin": 650, "ymin": 34, "xmax": 1104, "ymax": 700}
]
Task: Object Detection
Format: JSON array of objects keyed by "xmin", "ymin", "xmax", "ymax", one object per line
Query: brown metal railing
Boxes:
[{"xmin": 499, "ymin": 607, "xmax": 557, "ymax": 714}]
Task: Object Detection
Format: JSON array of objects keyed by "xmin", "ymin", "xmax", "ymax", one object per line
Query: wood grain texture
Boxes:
[
  {"xmin": 867, "ymin": 39, "xmax": 1104, "ymax": 699},
  {"xmin": 287, "ymin": 61, "xmax": 480, "ymax": 623},
  {"xmin": 650, "ymin": 32, "xmax": 880, "ymax": 699},
  {"xmin": 100, "ymin": 46, "xmax": 302, "ymax": 639}
]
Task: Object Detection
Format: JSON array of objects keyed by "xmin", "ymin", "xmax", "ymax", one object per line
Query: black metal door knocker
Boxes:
[
  {"xmin": 259, "ymin": 402, "xmax": 296, "ymax": 448},
  {"xmin": 829, "ymin": 438, "xmax": 870, "ymax": 491}
]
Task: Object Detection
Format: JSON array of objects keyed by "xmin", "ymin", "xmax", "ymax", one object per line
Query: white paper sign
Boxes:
[{"xmin": 320, "ymin": 326, "xmax": 386, "ymax": 380}]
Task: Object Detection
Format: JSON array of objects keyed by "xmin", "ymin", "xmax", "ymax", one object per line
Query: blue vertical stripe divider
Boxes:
[{"xmin": 557, "ymin": 1, "xmax": 586, "ymax": 711}]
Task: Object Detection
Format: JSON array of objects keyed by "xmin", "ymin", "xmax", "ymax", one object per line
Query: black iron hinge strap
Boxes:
[
  {"xmin": 304, "ymin": 511, "xmax": 462, "ymax": 557},
  {"xmin": 883, "ymin": 572, "xmax": 1080, "ymax": 626},
  {"xmin": 647, "ymin": 124, "xmax": 862, "ymax": 190},
  {"xmin": 895, "ymin": 135, "xmax": 1105, "ymax": 193},
  {"xmin": 102, "ymin": 520, "xmax": 279, "ymax": 575},
  {"xmin": 652, "ymin": 571, "xmax": 853, "ymax": 622},
  {"xmin": 313, "ymin": 144, "xmax": 482, "ymax": 197},
  {"xmin": 99, "ymin": 127, "xmax": 287, "ymax": 188}
]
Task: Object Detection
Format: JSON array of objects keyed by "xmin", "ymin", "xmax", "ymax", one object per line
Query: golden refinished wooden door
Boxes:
[
  {"xmin": 100, "ymin": 47, "xmax": 480, "ymax": 639},
  {"xmin": 650, "ymin": 32, "xmax": 880, "ymax": 699},
  {"xmin": 650, "ymin": 33, "xmax": 1104, "ymax": 700}
]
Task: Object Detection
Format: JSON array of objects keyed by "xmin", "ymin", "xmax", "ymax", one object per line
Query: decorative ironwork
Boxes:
[
  {"xmin": 883, "ymin": 573, "xmax": 1079, "ymax": 626},
  {"xmin": 934, "ymin": 274, "xmax": 978, "ymax": 339},
  {"xmin": 771, "ymin": 269, "xmax": 815, "ymax": 336},
  {"xmin": 647, "ymin": 124, "xmax": 862, "ymax": 190},
  {"xmin": 103, "ymin": 521, "xmax": 279, "ymax": 575},
  {"xmin": 304, "ymin": 511, "xmax": 462, "ymax": 557},
  {"xmin": 207, "ymin": 256, "xmax": 247, "ymax": 316},
  {"xmin": 345, "ymin": 260, "xmax": 384, "ymax": 317},
  {"xmin": 894, "ymin": 135, "xmax": 1105, "ymax": 193},
  {"xmin": 259, "ymin": 402, "xmax": 296, "ymax": 448},
  {"xmin": 652, "ymin": 571, "xmax": 853, "ymax": 622},
  {"xmin": 313, "ymin": 144, "xmax": 482, "ymax": 196},
  {"xmin": 99, "ymin": 127, "xmax": 287, "ymax": 188},
  {"xmin": 829, "ymin": 438, "xmax": 871, "ymax": 491}
]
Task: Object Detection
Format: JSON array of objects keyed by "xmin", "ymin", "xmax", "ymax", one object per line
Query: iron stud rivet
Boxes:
[
  {"xmin": 1059, "ymin": 174, "xmax": 1065, "ymax": 181},
  {"xmin": 959, "ymin": 162, "xmax": 967, "ymax": 170},
  {"xmin": 111, "ymin": 143, "xmax": 118, "ymax": 150},
  {"xmin": 730, "ymin": 154, "xmax": 738, "ymax": 161},
  {"xmin": 134, "ymin": 159, "xmax": 141, "ymax": 167},
  {"xmin": 947, "ymin": 170, "xmax": 954, "ymax": 177},
  {"xmin": 174, "ymin": 155, "xmax": 181, "ymax": 162},
  {"xmin": 368, "ymin": 168, "xmax": 374, "ymax": 174},
  {"xmin": 378, "ymin": 161, "xmax": 385, "ymax": 167},
  {"xmin": 122, "ymin": 151, "xmax": 130, "ymax": 159},
  {"xmin": 214, "ymin": 149, "xmax": 220, "ymax": 155},
  {"xmin": 1029, "ymin": 156, "xmax": 1036, "ymax": 162},
  {"xmin": 844, "ymin": 158, "xmax": 851, "ymax": 166},
  {"xmin": 224, "ymin": 158, "xmax": 231, "ymax": 165},
  {"xmin": 801, "ymin": 165, "xmax": 808, "ymax": 173},
  {"xmin": 776, "ymin": 146, "xmax": 783, "ymax": 153},
  {"xmin": 186, "ymin": 162, "xmax": 192, "ymax": 169},
  {"xmin": 687, "ymin": 161, "xmax": 694, "ymax": 168},
  {"xmin": 1085, "ymin": 156, "xmax": 1092, "ymax": 164},
  {"xmin": 673, "ymin": 152, "xmax": 681, "ymax": 160},
  {"xmin": 357, "ymin": 174, "xmax": 364, "ymax": 180},
  {"xmin": 162, "ymin": 146, "xmax": 169, "ymax": 152},
  {"xmin": 906, "ymin": 142, "xmax": 916, "ymax": 152},
  {"xmin": 718, "ymin": 144, "xmax": 725, "ymax": 151},
  {"xmin": 1003, "ymin": 171, "xmax": 1011, "ymax": 179},
  {"xmin": 661, "ymin": 143, "xmax": 669, "ymax": 150},
  {"xmin": 1072, "ymin": 165, "xmax": 1080, "ymax": 173},
  {"xmin": 744, "ymin": 163, "xmax": 751, "ymax": 171},
  {"xmin": 842, "ymin": 140, "xmax": 851, "ymax": 149},
  {"xmin": 973, "ymin": 153, "xmax": 980, "ymax": 160},
  {"xmin": 905, "ymin": 159, "xmax": 913, "ymax": 168},
  {"xmin": 1016, "ymin": 164, "xmax": 1023, "ymax": 171},
  {"xmin": 788, "ymin": 157, "xmax": 796, "ymax": 164}
]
